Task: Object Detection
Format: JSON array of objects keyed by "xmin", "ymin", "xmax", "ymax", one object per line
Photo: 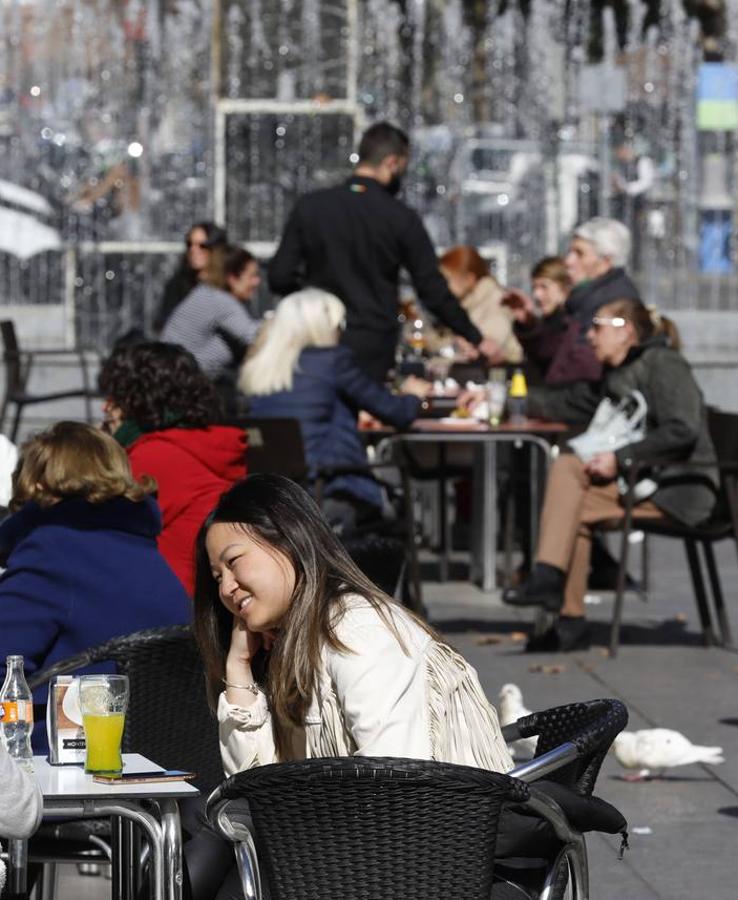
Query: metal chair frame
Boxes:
[
  {"xmin": 208, "ymin": 699, "xmax": 628, "ymax": 900},
  {"xmin": 606, "ymin": 407, "xmax": 738, "ymax": 656},
  {"xmin": 0, "ymin": 319, "xmax": 98, "ymax": 440}
]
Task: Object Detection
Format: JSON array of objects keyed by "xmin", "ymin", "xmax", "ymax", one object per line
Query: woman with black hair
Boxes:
[
  {"xmin": 99, "ymin": 342, "xmax": 247, "ymax": 594},
  {"xmin": 154, "ymin": 221, "xmax": 228, "ymax": 333}
]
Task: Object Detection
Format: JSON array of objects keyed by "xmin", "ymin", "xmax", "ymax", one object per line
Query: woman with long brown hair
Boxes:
[{"xmin": 193, "ymin": 473, "xmax": 512, "ymax": 772}]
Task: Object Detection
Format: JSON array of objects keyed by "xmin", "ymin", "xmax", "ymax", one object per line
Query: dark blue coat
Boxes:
[
  {"xmin": 250, "ymin": 346, "xmax": 420, "ymax": 507},
  {"xmin": 0, "ymin": 496, "xmax": 191, "ymax": 750}
]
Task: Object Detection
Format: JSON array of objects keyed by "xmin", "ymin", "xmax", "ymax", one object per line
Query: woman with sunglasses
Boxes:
[
  {"xmin": 154, "ymin": 221, "xmax": 228, "ymax": 333},
  {"xmin": 503, "ymin": 297, "xmax": 717, "ymax": 651},
  {"xmin": 240, "ymin": 288, "xmax": 430, "ymax": 535}
]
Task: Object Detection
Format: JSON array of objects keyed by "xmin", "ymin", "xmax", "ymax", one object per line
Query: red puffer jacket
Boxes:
[{"xmin": 127, "ymin": 426, "xmax": 247, "ymax": 595}]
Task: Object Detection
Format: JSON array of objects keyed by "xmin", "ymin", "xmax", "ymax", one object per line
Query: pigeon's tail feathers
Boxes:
[{"xmin": 690, "ymin": 745, "xmax": 725, "ymax": 765}]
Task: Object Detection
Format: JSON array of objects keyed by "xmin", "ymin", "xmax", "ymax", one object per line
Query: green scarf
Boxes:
[{"xmin": 113, "ymin": 410, "xmax": 184, "ymax": 449}]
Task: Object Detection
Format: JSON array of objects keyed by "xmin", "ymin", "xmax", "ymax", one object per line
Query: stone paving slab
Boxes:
[{"xmin": 425, "ymin": 533, "xmax": 738, "ymax": 900}]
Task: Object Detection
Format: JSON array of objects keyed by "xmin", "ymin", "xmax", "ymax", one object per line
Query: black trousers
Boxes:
[{"xmin": 341, "ymin": 325, "xmax": 399, "ymax": 383}]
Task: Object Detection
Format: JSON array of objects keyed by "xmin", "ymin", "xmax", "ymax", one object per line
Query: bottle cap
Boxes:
[{"xmin": 509, "ymin": 370, "xmax": 528, "ymax": 397}]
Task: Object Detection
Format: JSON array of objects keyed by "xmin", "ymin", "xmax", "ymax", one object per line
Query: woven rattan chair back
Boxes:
[
  {"xmin": 29, "ymin": 624, "xmax": 222, "ymax": 793},
  {"xmin": 514, "ymin": 698, "xmax": 628, "ymax": 796},
  {"xmin": 214, "ymin": 756, "xmax": 530, "ymax": 900}
]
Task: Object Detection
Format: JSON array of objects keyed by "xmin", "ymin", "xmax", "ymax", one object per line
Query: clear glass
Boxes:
[
  {"xmin": 79, "ymin": 675, "xmax": 129, "ymax": 776},
  {"xmin": 486, "ymin": 371, "xmax": 508, "ymax": 426}
]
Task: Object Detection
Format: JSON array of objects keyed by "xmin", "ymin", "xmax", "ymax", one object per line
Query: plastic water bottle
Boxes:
[
  {"xmin": 0, "ymin": 655, "xmax": 34, "ymax": 772},
  {"xmin": 507, "ymin": 368, "xmax": 528, "ymax": 425}
]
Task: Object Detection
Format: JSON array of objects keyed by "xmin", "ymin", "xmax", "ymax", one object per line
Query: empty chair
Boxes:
[{"xmin": 0, "ymin": 319, "xmax": 97, "ymax": 440}]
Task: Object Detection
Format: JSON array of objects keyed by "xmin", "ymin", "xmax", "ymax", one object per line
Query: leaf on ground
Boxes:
[
  {"xmin": 474, "ymin": 631, "xmax": 528, "ymax": 646},
  {"xmin": 528, "ymin": 663, "xmax": 567, "ymax": 675}
]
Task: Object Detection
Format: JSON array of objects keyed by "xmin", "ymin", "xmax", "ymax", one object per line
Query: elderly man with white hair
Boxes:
[
  {"xmin": 505, "ymin": 217, "xmax": 640, "ymax": 386},
  {"xmin": 565, "ymin": 217, "xmax": 640, "ymax": 323}
]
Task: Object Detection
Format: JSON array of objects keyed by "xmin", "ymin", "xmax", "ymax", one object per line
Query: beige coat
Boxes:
[
  {"xmin": 426, "ymin": 276, "xmax": 523, "ymax": 363},
  {"xmin": 219, "ymin": 595, "xmax": 514, "ymax": 775}
]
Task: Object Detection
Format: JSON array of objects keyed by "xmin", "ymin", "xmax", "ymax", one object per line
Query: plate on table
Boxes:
[{"xmin": 422, "ymin": 417, "xmax": 487, "ymax": 430}]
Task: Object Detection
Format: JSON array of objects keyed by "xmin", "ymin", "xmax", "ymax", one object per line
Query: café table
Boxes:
[
  {"xmin": 6, "ymin": 753, "xmax": 199, "ymax": 900},
  {"xmin": 370, "ymin": 416, "xmax": 569, "ymax": 592}
]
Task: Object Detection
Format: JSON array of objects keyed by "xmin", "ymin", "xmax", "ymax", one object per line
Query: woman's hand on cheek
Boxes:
[{"xmin": 227, "ymin": 616, "xmax": 262, "ymax": 668}]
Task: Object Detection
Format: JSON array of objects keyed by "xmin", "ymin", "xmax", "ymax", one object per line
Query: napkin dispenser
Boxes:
[{"xmin": 47, "ymin": 675, "xmax": 86, "ymax": 765}]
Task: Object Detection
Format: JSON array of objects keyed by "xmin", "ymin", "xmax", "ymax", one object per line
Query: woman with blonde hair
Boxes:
[
  {"xmin": 0, "ymin": 422, "xmax": 189, "ymax": 750},
  {"xmin": 241, "ymin": 288, "xmax": 430, "ymax": 533}
]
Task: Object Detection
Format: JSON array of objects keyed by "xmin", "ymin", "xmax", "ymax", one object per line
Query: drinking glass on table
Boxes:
[
  {"xmin": 486, "ymin": 370, "xmax": 507, "ymax": 426},
  {"xmin": 79, "ymin": 674, "xmax": 129, "ymax": 775}
]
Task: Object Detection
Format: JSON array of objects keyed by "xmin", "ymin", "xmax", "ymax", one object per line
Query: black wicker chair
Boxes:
[
  {"xmin": 207, "ymin": 699, "xmax": 629, "ymax": 900},
  {"xmin": 208, "ymin": 757, "xmax": 534, "ymax": 900},
  {"xmin": 502, "ymin": 698, "xmax": 629, "ymax": 796},
  {"xmin": 26, "ymin": 624, "xmax": 219, "ymax": 895},
  {"xmin": 29, "ymin": 623, "xmax": 221, "ymax": 793}
]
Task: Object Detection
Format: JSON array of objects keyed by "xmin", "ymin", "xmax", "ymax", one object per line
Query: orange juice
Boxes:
[{"xmin": 83, "ymin": 712, "xmax": 125, "ymax": 774}]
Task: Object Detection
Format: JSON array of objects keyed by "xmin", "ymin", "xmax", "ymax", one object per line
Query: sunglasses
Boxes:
[{"xmin": 591, "ymin": 316, "xmax": 626, "ymax": 330}]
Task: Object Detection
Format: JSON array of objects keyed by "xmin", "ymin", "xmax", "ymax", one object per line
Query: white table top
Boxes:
[{"xmin": 33, "ymin": 753, "xmax": 200, "ymax": 801}]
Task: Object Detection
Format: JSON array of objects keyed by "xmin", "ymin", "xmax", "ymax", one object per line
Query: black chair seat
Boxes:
[{"xmin": 633, "ymin": 514, "xmax": 732, "ymax": 541}]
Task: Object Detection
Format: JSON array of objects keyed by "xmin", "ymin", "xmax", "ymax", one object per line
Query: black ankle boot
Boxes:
[
  {"xmin": 525, "ymin": 617, "xmax": 591, "ymax": 653},
  {"xmin": 503, "ymin": 563, "xmax": 564, "ymax": 613},
  {"xmin": 555, "ymin": 616, "xmax": 591, "ymax": 652}
]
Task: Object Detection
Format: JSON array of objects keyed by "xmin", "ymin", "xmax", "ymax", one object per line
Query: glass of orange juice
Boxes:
[{"xmin": 79, "ymin": 675, "xmax": 129, "ymax": 775}]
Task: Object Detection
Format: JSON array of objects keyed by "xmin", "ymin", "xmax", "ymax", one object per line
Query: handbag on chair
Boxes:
[{"xmin": 568, "ymin": 390, "xmax": 657, "ymax": 501}]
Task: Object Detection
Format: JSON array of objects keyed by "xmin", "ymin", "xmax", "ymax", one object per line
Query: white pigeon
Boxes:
[
  {"xmin": 613, "ymin": 728, "xmax": 725, "ymax": 780},
  {"xmin": 499, "ymin": 683, "xmax": 538, "ymax": 759}
]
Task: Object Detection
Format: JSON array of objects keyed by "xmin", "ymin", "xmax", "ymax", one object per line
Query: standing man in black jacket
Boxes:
[{"xmin": 268, "ymin": 122, "xmax": 501, "ymax": 382}]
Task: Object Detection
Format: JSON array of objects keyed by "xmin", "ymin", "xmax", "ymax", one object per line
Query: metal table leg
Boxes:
[
  {"xmin": 6, "ymin": 837, "xmax": 28, "ymax": 896},
  {"xmin": 44, "ymin": 800, "xmax": 165, "ymax": 900},
  {"xmin": 157, "ymin": 799, "xmax": 185, "ymax": 900},
  {"xmin": 472, "ymin": 441, "xmax": 498, "ymax": 592}
]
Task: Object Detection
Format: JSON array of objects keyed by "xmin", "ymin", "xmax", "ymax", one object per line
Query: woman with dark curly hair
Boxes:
[{"xmin": 99, "ymin": 341, "xmax": 247, "ymax": 594}]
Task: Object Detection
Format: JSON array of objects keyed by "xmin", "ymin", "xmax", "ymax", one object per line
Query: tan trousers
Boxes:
[{"xmin": 536, "ymin": 454, "xmax": 665, "ymax": 617}]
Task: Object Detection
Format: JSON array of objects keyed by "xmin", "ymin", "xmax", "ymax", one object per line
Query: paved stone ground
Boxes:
[{"xmin": 424, "ymin": 533, "xmax": 738, "ymax": 900}]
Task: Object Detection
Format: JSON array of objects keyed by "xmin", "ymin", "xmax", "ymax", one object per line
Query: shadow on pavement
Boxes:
[{"xmin": 435, "ymin": 616, "xmax": 708, "ymax": 649}]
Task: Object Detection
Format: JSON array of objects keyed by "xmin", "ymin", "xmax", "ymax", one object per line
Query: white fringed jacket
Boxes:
[{"xmin": 219, "ymin": 595, "xmax": 514, "ymax": 775}]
